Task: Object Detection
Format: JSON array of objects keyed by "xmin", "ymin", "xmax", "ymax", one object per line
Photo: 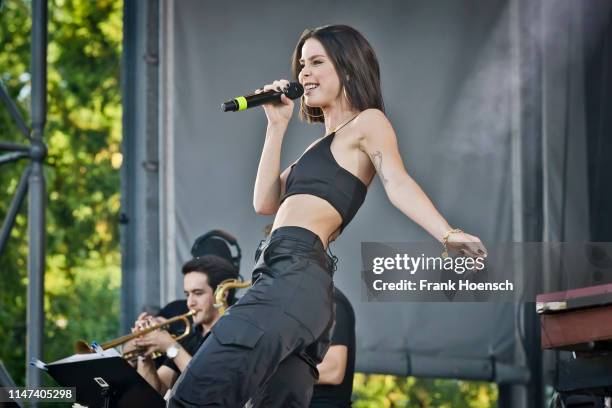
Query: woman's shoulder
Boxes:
[
  {"xmin": 354, "ymin": 109, "xmax": 394, "ymax": 141},
  {"xmin": 358, "ymin": 108, "xmax": 387, "ymax": 120}
]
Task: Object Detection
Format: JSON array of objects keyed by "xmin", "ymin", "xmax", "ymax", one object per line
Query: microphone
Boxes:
[{"xmin": 221, "ymin": 82, "xmax": 304, "ymax": 112}]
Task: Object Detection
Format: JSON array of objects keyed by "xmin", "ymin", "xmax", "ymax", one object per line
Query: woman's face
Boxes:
[{"xmin": 298, "ymin": 38, "xmax": 342, "ymax": 108}]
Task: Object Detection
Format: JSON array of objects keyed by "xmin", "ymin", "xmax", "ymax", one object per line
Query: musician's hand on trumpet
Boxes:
[
  {"xmin": 133, "ymin": 326, "xmax": 177, "ymax": 359},
  {"xmin": 122, "ymin": 313, "xmax": 162, "ymax": 366},
  {"xmin": 122, "ymin": 313, "xmax": 176, "ymax": 367}
]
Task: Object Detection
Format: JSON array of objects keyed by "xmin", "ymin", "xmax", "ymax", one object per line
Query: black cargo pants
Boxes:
[{"xmin": 167, "ymin": 226, "xmax": 335, "ymax": 407}]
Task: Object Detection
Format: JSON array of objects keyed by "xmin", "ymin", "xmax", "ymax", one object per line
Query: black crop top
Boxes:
[{"xmin": 281, "ymin": 132, "xmax": 368, "ymax": 232}]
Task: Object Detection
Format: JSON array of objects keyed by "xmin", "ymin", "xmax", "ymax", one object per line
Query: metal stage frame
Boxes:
[{"xmin": 0, "ymin": 0, "xmax": 47, "ymax": 393}]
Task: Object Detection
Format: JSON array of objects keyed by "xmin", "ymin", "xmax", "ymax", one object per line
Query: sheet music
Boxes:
[{"xmin": 46, "ymin": 348, "xmax": 121, "ymax": 366}]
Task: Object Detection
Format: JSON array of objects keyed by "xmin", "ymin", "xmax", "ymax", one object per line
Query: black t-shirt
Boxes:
[
  {"xmin": 310, "ymin": 288, "xmax": 356, "ymax": 407},
  {"xmin": 161, "ymin": 325, "xmax": 207, "ymax": 374}
]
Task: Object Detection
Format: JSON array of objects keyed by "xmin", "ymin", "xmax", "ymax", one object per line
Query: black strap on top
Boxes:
[{"xmin": 326, "ymin": 113, "xmax": 360, "ymax": 137}]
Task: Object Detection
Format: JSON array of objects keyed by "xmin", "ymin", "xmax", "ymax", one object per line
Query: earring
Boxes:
[
  {"xmin": 300, "ymin": 98, "xmax": 324, "ymax": 118},
  {"xmin": 342, "ymin": 86, "xmax": 350, "ymax": 103}
]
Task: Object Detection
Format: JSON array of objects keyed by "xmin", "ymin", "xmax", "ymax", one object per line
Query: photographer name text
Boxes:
[{"xmin": 372, "ymin": 279, "xmax": 514, "ymax": 292}]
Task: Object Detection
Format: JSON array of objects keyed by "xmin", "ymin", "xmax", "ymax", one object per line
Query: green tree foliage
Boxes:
[
  {"xmin": 0, "ymin": 0, "xmax": 122, "ymax": 385},
  {"xmin": 353, "ymin": 374, "xmax": 498, "ymax": 407}
]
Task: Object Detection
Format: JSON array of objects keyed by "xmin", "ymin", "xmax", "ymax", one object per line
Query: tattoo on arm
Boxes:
[{"xmin": 370, "ymin": 151, "xmax": 388, "ymax": 185}]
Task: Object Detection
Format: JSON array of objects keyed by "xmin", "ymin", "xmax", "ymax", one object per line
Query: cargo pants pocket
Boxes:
[{"xmin": 211, "ymin": 315, "xmax": 265, "ymax": 348}]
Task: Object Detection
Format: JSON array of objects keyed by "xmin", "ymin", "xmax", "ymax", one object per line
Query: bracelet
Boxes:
[{"xmin": 441, "ymin": 228, "xmax": 463, "ymax": 258}]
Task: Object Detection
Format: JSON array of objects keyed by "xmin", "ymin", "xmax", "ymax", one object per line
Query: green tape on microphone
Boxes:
[{"xmin": 235, "ymin": 96, "xmax": 247, "ymax": 111}]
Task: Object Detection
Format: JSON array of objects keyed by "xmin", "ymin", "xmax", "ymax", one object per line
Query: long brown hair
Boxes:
[{"xmin": 291, "ymin": 25, "xmax": 385, "ymax": 123}]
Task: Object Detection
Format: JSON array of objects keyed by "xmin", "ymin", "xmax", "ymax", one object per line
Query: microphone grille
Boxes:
[{"xmin": 285, "ymin": 82, "xmax": 304, "ymax": 100}]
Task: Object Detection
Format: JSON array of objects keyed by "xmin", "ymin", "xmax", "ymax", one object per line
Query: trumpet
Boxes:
[
  {"xmin": 74, "ymin": 278, "xmax": 250, "ymax": 360},
  {"xmin": 74, "ymin": 310, "xmax": 195, "ymax": 359}
]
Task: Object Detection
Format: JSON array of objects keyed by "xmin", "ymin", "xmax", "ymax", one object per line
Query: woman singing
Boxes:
[{"xmin": 168, "ymin": 24, "xmax": 487, "ymax": 407}]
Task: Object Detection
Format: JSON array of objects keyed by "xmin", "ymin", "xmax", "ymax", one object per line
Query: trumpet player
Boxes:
[{"xmin": 129, "ymin": 255, "xmax": 238, "ymax": 395}]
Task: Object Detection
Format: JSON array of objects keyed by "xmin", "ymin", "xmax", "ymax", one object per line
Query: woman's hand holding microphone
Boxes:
[{"xmin": 256, "ymin": 79, "xmax": 294, "ymax": 127}]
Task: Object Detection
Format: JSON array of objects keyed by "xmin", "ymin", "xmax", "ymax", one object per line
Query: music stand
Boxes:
[{"xmin": 42, "ymin": 352, "xmax": 165, "ymax": 408}]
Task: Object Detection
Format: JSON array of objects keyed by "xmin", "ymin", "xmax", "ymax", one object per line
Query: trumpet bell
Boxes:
[{"xmin": 74, "ymin": 340, "xmax": 94, "ymax": 354}]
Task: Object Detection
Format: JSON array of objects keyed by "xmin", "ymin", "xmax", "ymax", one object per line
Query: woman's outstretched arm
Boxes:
[{"xmin": 357, "ymin": 109, "xmax": 486, "ymax": 256}]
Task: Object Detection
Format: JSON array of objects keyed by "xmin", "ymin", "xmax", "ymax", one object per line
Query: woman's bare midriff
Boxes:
[{"xmin": 272, "ymin": 194, "xmax": 343, "ymax": 247}]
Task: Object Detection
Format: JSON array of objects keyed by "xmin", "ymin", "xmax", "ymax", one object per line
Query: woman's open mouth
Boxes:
[{"xmin": 304, "ymin": 82, "xmax": 319, "ymax": 94}]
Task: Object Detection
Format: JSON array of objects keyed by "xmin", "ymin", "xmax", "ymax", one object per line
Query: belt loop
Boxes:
[{"xmin": 254, "ymin": 239, "xmax": 267, "ymax": 262}]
